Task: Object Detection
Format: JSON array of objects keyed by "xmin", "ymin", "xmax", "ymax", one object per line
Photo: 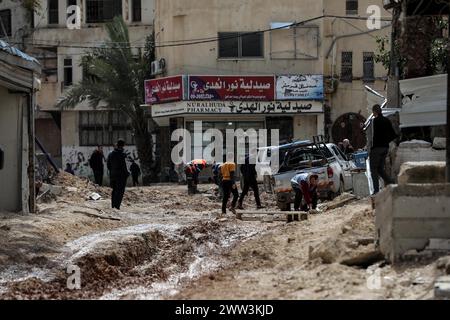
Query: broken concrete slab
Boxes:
[
  {"xmin": 40, "ymin": 184, "xmax": 64, "ymax": 196},
  {"xmin": 322, "ymin": 193, "xmax": 356, "ymax": 210},
  {"xmin": 398, "ymin": 162, "xmax": 446, "ymax": 185},
  {"xmin": 309, "ymin": 239, "xmax": 383, "ymax": 267},
  {"xmin": 340, "ymin": 249, "xmax": 384, "ymax": 268},
  {"xmin": 436, "ymin": 256, "xmax": 450, "ymax": 275},
  {"xmin": 433, "ymin": 137, "xmax": 446, "ymax": 150}
]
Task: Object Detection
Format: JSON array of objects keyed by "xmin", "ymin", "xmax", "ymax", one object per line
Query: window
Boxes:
[
  {"xmin": 48, "ymin": 0, "xmax": 59, "ymax": 25},
  {"xmin": 79, "ymin": 111, "xmax": 134, "ymax": 146},
  {"xmin": 218, "ymin": 32, "xmax": 264, "ymax": 59},
  {"xmin": 363, "ymin": 52, "xmax": 375, "ymax": 82},
  {"xmin": 63, "ymin": 58, "xmax": 73, "ymax": 87},
  {"xmin": 346, "ymin": 0, "xmax": 358, "ymax": 15},
  {"xmin": 0, "ymin": 9, "xmax": 11, "ymax": 37},
  {"xmin": 132, "ymin": 0, "xmax": 141, "ymax": 22},
  {"xmin": 86, "ymin": 0, "xmax": 122, "ymax": 23},
  {"xmin": 67, "ymin": 0, "xmax": 77, "ymax": 19},
  {"xmin": 341, "ymin": 51, "xmax": 353, "ymax": 82}
]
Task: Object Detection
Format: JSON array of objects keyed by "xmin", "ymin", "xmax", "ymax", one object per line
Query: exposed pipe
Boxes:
[{"xmin": 28, "ymin": 72, "xmax": 36, "ymax": 213}]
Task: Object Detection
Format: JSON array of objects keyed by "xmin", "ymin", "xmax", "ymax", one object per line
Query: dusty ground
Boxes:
[
  {"xmin": 0, "ymin": 172, "xmax": 447, "ymax": 300},
  {"xmin": 174, "ymin": 199, "xmax": 441, "ymax": 300}
]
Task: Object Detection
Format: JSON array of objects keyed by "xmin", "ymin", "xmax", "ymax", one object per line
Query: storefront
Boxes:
[{"xmin": 146, "ymin": 75, "xmax": 325, "ymax": 162}]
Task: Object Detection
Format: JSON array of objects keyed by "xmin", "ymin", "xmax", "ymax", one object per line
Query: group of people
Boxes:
[
  {"xmin": 63, "ymin": 104, "xmax": 396, "ymax": 215},
  {"xmin": 183, "ymin": 152, "xmax": 267, "ymax": 220},
  {"xmin": 64, "ymin": 140, "xmax": 142, "ymax": 210}
]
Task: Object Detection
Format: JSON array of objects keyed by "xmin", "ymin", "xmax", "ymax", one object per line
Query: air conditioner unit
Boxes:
[{"xmin": 151, "ymin": 58, "xmax": 166, "ymax": 76}]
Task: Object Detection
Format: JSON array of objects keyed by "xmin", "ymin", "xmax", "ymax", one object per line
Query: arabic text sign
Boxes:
[
  {"xmin": 276, "ymin": 75, "xmax": 324, "ymax": 100},
  {"xmin": 188, "ymin": 76, "xmax": 275, "ymax": 101},
  {"xmin": 145, "ymin": 76, "xmax": 184, "ymax": 104},
  {"xmin": 151, "ymin": 101, "xmax": 323, "ymax": 118}
]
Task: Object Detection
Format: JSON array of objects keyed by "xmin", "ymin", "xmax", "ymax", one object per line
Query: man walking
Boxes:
[
  {"xmin": 212, "ymin": 162, "xmax": 223, "ymax": 198},
  {"xmin": 89, "ymin": 145, "xmax": 105, "ymax": 186},
  {"xmin": 130, "ymin": 160, "xmax": 141, "ymax": 187},
  {"xmin": 107, "ymin": 139, "xmax": 129, "ymax": 210},
  {"xmin": 290, "ymin": 173, "xmax": 319, "ymax": 212},
  {"xmin": 221, "ymin": 158, "xmax": 240, "ymax": 219},
  {"xmin": 369, "ymin": 104, "xmax": 397, "ymax": 194},
  {"xmin": 237, "ymin": 152, "xmax": 263, "ymax": 210}
]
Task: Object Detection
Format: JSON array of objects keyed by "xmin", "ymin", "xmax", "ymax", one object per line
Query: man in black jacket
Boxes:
[
  {"xmin": 107, "ymin": 139, "xmax": 129, "ymax": 210},
  {"xmin": 130, "ymin": 160, "xmax": 141, "ymax": 187},
  {"xmin": 89, "ymin": 146, "xmax": 105, "ymax": 186},
  {"xmin": 237, "ymin": 151, "xmax": 263, "ymax": 210},
  {"xmin": 370, "ymin": 104, "xmax": 398, "ymax": 194}
]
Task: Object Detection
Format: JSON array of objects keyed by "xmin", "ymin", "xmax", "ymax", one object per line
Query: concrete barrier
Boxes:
[
  {"xmin": 375, "ymin": 183, "xmax": 450, "ymax": 263},
  {"xmin": 398, "ymin": 161, "xmax": 446, "ymax": 185}
]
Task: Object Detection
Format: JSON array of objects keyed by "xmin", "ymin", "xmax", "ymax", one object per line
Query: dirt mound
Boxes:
[
  {"xmin": 308, "ymin": 208, "xmax": 382, "ymax": 267},
  {"xmin": 37, "ymin": 171, "xmax": 111, "ymax": 203}
]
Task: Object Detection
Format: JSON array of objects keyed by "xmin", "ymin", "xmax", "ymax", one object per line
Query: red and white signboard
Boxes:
[
  {"xmin": 188, "ymin": 75, "xmax": 275, "ymax": 101},
  {"xmin": 144, "ymin": 75, "xmax": 184, "ymax": 105}
]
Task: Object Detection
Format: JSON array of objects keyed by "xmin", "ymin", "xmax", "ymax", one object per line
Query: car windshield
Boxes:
[{"xmin": 278, "ymin": 144, "xmax": 329, "ymax": 173}]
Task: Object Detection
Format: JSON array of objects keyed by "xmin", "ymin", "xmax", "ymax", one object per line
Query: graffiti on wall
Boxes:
[{"xmin": 62, "ymin": 146, "xmax": 140, "ymax": 179}]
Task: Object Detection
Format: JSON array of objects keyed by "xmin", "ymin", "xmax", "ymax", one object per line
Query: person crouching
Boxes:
[{"xmin": 290, "ymin": 173, "xmax": 319, "ymax": 212}]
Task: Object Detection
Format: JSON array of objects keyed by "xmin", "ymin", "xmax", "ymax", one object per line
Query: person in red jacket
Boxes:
[{"xmin": 290, "ymin": 173, "xmax": 319, "ymax": 212}]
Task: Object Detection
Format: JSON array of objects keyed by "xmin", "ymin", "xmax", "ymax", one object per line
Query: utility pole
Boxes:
[{"xmin": 387, "ymin": 4, "xmax": 402, "ymax": 108}]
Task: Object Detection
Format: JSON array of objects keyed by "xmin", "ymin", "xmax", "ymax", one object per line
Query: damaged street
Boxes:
[
  {"xmin": 1, "ymin": 0, "xmax": 450, "ymax": 310},
  {"xmin": 0, "ymin": 173, "xmax": 446, "ymax": 300}
]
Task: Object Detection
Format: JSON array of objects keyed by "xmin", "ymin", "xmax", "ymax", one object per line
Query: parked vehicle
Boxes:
[
  {"xmin": 270, "ymin": 136, "xmax": 356, "ymax": 211},
  {"xmin": 256, "ymin": 140, "xmax": 311, "ymax": 190}
]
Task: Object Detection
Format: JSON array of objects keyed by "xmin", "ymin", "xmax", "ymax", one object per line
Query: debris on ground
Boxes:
[{"xmin": 0, "ymin": 175, "xmax": 445, "ymax": 300}]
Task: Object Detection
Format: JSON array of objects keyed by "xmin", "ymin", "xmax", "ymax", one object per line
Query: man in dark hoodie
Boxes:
[
  {"xmin": 237, "ymin": 151, "xmax": 263, "ymax": 210},
  {"xmin": 89, "ymin": 145, "xmax": 105, "ymax": 186},
  {"xmin": 370, "ymin": 104, "xmax": 398, "ymax": 194},
  {"xmin": 107, "ymin": 139, "xmax": 129, "ymax": 210}
]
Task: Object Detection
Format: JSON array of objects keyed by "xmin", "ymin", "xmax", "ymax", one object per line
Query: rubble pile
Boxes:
[
  {"xmin": 308, "ymin": 207, "xmax": 381, "ymax": 267},
  {"xmin": 37, "ymin": 171, "xmax": 111, "ymax": 202}
]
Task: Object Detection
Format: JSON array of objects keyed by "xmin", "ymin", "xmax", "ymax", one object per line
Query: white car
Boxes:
[{"xmin": 270, "ymin": 140, "xmax": 356, "ymax": 210}]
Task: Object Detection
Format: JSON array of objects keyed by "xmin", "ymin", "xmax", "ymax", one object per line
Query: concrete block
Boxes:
[
  {"xmin": 375, "ymin": 183, "xmax": 450, "ymax": 264},
  {"xmin": 394, "ymin": 220, "xmax": 450, "ymax": 239},
  {"xmin": 433, "ymin": 137, "xmax": 447, "ymax": 150},
  {"xmin": 428, "ymin": 239, "xmax": 450, "ymax": 251},
  {"xmin": 399, "ymin": 140, "xmax": 432, "ymax": 148},
  {"xmin": 398, "ymin": 161, "xmax": 446, "ymax": 185},
  {"xmin": 394, "ymin": 196, "xmax": 450, "ymax": 218},
  {"xmin": 435, "ymin": 276, "xmax": 450, "ymax": 299},
  {"xmin": 393, "ymin": 148, "xmax": 445, "ymax": 178},
  {"xmin": 351, "ymin": 172, "xmax": 370, "ymax": 198}
]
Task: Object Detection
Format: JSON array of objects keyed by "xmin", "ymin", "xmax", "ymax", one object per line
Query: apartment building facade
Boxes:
[
  {"xmin": 1, "ymin": 0, "xmax": 154, "ymax": 181},
  {"xmin": 151, "ymin": 0, "xmax": 391, "ymax": 160}
]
